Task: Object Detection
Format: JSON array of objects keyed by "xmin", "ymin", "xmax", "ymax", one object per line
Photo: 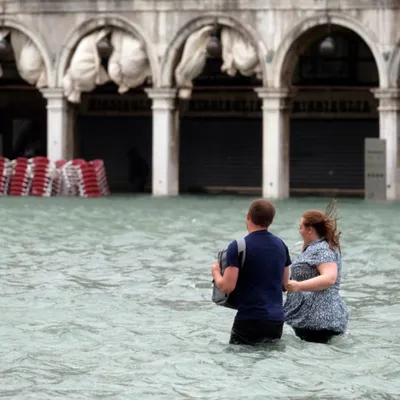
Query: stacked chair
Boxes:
[
  {"xmin": 8, "ymin": 157, "xmax": 32, "ymax": 196},
  {"xmin": 0, "ymin": 156, "xmax": 110, "ymax": 197},
  {"xmin": 89, "ymin": 160, "xmax": 110, "ymax": 196},
  {"xmin": 29, "ymin": 156, "xmax": 57, "ymax": 197},
  {"xmin": 51, "ymin": 160, "xmax": 67, "ymax": 196}
]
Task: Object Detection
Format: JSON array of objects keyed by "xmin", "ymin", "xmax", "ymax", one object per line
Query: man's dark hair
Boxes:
[{"xmin": 248, "ymin": 199, "xmax": 276, "ymax": 228}]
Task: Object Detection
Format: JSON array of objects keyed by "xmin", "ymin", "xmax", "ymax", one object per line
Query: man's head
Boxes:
[{"xmin": 246, "ymin": 199, "xmax": 276, "ymax": 231}]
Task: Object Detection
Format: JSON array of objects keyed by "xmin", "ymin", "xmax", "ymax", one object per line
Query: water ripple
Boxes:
[{"xmin": 0, "ymin": 196, "xmax": 400, "ymax": 399}]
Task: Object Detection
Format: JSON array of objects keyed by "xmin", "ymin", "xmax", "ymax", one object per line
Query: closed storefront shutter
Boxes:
[
  {"xmin": 179, "ymin": 117, "xmax": 262, "ymax": 193},
  {"xmin": 290, "ymin": 119, "xmax": 379, "ymax": 195},
  {"xmin": 77, "ymin": 116, "xmax": 152, "ymax": 190}
]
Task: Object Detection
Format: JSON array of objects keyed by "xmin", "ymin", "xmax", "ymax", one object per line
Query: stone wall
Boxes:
[{"xmin": 1, "ymin": 0, "xmax": 400, "ymax": 88}]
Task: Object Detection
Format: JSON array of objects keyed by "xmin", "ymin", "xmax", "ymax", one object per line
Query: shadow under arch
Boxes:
[
  {"xmin": 0, "ymin": 16, "xmax": 54, "ymax": 87},
  {"xmin": 159, "ymin": 13, "xmax": 268, "ymax": 88},
  {"xmin": 271, "ymin": 12, "xmax": 387, "ymax": 88},
  {"xmin": 270, "ymin": 13, "xmax": 382, "ymax": 198},
  {"xmin": 55, "ymin": 15, "xmax": 160, "ymax": 88}
]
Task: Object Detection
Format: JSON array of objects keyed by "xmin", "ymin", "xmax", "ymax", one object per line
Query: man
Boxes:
[{"xmin": 211, "ymin": 199, "xmax": 291, "ymax": 345}]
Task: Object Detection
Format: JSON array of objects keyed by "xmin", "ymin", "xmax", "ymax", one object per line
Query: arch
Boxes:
[
  {"xmin": 0, "ymin": 17, "xmax": 54, "ymax": 87},
  {"xmin": 55, "ymin": 15, "xmax": 159, "ymax": 87},
  {"xmin": 160, "ymin": 13, "xmax": 268, "ymax": 87},
  {"xmin": 271, "ymin": 13, "xmax": 387, "ymax": 88},
  {"xmin": 388, "ymin": 44, "xmax": 400, "ymax": 87}
]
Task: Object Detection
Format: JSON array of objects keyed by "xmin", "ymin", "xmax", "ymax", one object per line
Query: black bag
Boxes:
[{"xmin": 211, "ymin": 238, "xmax": 246, "ymax": 309}]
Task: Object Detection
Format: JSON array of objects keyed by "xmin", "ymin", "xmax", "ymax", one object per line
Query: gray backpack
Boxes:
[{"xmin": 211, "ymin": 238, "xmax": 246, "ymax": 309}]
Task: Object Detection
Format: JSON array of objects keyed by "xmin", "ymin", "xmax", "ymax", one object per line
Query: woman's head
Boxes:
[{"xmin": 299, "ymin": 200, "xmax": 341, "ymax": 251}]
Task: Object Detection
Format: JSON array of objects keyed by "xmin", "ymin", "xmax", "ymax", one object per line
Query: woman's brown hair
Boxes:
[{"xmin": 302, "ymin": 199, "xmax": 341, "ymax": 252}]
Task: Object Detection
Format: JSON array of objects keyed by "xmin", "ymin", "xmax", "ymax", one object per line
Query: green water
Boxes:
[{"xmin": 1, "ymin": 195, "xmax": 399, "ymax": 399}]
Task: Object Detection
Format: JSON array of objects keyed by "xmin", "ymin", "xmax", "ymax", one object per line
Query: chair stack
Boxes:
[
  {"xmin": 57, "ymin": 159, "xmax": 80, "ymax": 196},
  {"xmin": 51, "ymin": 160, "xmax": 67, "ymax": 196},
  {"xmin": 69, "ymin": 159, "xmax": 88, "ymax": 196},
  {"xmin": 76, "ymin": 161, "xmax": 102, "ymax": 197},
  {"xmin": 29, "ymin": 157, "xmax": 57, "ymax": 197},
  {"xmin": 89, "ymin": 159, "xmax": 110, "ymax": 196},
  {"xmin": 8, "ymin": 157, "xmax": 32, "ymax": 196},
  {"xmin": 0, "ymin": 157, "xmax": 110, "ymax": 197}
]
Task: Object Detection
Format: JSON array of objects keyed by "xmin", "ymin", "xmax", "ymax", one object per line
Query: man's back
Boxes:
[
  {"xmin": 226, "ymin": 230, "xmax": 291, "ymax": 321},
  {"xmin": 211, "ymin": 199, "xmax": 291, "ymax": 345}
]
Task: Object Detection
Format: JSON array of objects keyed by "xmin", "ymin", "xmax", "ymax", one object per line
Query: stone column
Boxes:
[
  {"xmin": 372, "ymin": 88, "xmax": 400, "ymax": 200},
  {"xmin": 255, "ymin": 87, "xmax": 293, "ymax": 199},
  {"xmin": 41, "ymin": 88, "xmax": 74, "ymax": 161},
  {"xmin": 145, "ymin": 88, "xmax": 179, "ymax": 196}
]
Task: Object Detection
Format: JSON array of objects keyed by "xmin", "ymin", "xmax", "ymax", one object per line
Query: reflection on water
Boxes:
[{"xmin": 0, "ymin": 195, "xmax": 399, "ymax": 399}]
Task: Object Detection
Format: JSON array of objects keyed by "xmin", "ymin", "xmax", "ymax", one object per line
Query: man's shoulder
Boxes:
[
  {"xmin": 226, "ymin": 239, "xmax": 239, "ymax": 252},
  {"xmin": 261, "ymin": 231, "xmax": 289, "ymax": 248},
  {"xmin": 263, "ymin": 233, "xmax": 291, "ymax": 261}
]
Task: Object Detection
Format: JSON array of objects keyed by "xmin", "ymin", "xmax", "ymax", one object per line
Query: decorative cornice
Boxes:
[{"xmin": 2, "ymin": 0, "xmax": 398, "ymax": 13}]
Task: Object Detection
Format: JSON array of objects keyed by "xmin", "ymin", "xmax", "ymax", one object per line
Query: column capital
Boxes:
[
  {"xmin": 41, "ymin": 88, "xmax": 65, "ymax": 100},
  {"xmin": 371, "ymin": 88, "xmax": 400, "ymax": 99},
  {"xmin": 145, "ymin": 88, "xmax": 177, "ymax": 99},
  {"xmin": 145, "ymin": 88, "xmax": 177, "ymax": 111},
  {"xmin": 371, "ymin": 88, "xmax": 400, "ymax": 111},
  {"xmin": 254, "ymin": 87, "xmax": 295, "ymax": 111},
  {"xmin": 254, "ymin": 87, "xmax": 295, "ymax": 100}
]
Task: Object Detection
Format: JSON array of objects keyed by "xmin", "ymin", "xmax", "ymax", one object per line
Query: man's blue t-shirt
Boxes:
[{"xmin": 226, "ymin": 230, "xmax": 291, "ymax": 321}]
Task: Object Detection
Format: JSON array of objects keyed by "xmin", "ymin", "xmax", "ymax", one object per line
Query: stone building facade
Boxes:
[{"xmin": 0, "ymin": 0, "xmax": 399, "ymax": 199}]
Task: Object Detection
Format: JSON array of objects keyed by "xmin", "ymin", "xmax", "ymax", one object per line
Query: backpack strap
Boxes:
[{"xmin": 236, "ymin": 238, "xmax": 246, "ymax": 268}]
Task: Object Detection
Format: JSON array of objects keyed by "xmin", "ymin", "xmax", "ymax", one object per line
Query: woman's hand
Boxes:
[{"xmin": 286, "ymin": 280, "xmax": 302, "ymax": 293}]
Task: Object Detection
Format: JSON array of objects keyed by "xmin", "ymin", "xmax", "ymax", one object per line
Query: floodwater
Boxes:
[{"xmin": 0, "ymin": 195, "xmax": 399, "ymax": 399}]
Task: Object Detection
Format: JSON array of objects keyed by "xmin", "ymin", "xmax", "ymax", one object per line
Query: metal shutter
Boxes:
[
  {"xmin": 290, "ymin": 119, "xmax": 379, "ymax": 194},
  {"xmin": 77, "ymin": 116, "xmax": 152, "ymax": 190},
  {"xmin": 179, "ymin": 117, "xmax": 262, "ymax": 193}
]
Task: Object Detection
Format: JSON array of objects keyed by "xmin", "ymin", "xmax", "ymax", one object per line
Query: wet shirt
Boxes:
[{"xmin": 226, "ymin": 230, "xmax": 291, "ymax": 321}]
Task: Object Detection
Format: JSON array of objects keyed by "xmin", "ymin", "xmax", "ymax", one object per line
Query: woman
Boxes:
[{"xmin": 284, "ymin": 201, "xmax": 349, "ymax": 344}]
